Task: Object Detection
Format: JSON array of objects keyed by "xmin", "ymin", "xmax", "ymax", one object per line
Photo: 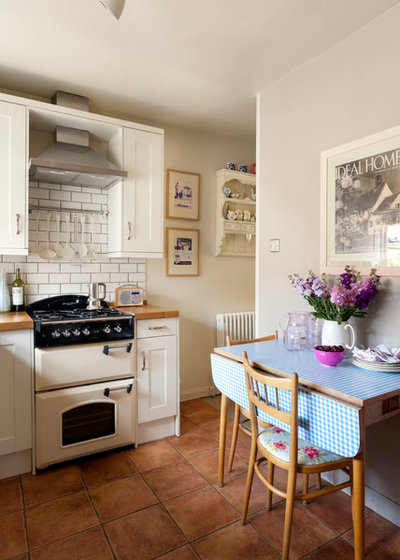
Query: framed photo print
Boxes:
[
  {"xmin": 321, "ymin": 125, "xmax": 400, "ymax": 276},
  {"xmin": 166, "ymin": 227, "xmax": 199, "ymax": 276},
  {"xmin": 166, "ymin": 169, "xmax": 200, "ymax": 220}
]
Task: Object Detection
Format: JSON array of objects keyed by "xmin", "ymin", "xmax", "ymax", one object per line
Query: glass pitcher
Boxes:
[{"xmin": 280, "ymin": 311, "xmax": 310, "ymax": 348}]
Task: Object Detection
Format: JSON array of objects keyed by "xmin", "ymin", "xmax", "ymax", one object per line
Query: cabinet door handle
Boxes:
[
  {"xmin": 127, "ymin": 221, "xmax": 133, "ymax": 240},
  {"xmin": 148, "ymin": 325, "xmax": 167, "ymax": 330},
  {"xmin": 141, "ymin": 351, "xmax": 146, "ymax": 371},
  {"xmin": 16, "ymin": 213, "xmax": 21, "ymax": 235}
]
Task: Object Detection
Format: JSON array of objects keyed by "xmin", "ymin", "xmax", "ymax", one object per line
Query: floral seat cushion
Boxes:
[{"xmin": 258, "ymin": 426, "xmax": 343, "ymax": 465}]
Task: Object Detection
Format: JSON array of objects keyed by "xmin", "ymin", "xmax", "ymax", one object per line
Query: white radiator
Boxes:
[{"xmin": 216, "ymin": 312, "xmax": 255, "ymax": 346}]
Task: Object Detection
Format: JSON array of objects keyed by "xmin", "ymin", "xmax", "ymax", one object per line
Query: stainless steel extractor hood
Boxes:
[{"xmin": 29, "ymin": 125, "xmax": 127, "ymax": 189}]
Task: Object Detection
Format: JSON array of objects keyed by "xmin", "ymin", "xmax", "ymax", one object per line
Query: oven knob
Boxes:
[
  {"xmin": 51, "ymin": 329, "xmax": 61, "ymax": 339},
  {"xmin": 103, "ymin": 325, "xmax": 111, "ymax": 334},
  {"xmin": 82, "ymin": 327, "xmax": 90, "ymax": 336},
  {"xmin": 62, "ymin": 329, "xmax": 71, "ymax": 338},
  {"xmin": 72, "ymin": 328, "xmax": 81, "ymax": 337},
  {"xmin": 114, "ymin": 324, "xmax": 122, "ymax": 333}
]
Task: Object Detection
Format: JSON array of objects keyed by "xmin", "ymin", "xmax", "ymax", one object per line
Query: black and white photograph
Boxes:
[{"xmin": 322, "ymin": 128, "xmax": 400, "ymax": 275}]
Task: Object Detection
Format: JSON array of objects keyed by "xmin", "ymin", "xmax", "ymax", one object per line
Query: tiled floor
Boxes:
[{"xmin": 1, "ymin": 398, "xmax": 399, "ymax": 560}]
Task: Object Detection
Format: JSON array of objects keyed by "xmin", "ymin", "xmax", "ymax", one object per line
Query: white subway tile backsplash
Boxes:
[
  {"xmin": 61, "ymin": 284, "xmax": 82, "ymax": 294},
  {"xmin": 72, "ymin": 192, "xmax": 92, "ymax": 203},
  {"xmin": 1, "ymin": 181, "xmax": 147, "ymax": 303},
  {"xmin": 50, "ymin": 190, "xmax": 71, "ymax": 201},
  {"xmin": 71, "ymin": 273, "xmax": 91, "ymax": 283},
  {"xmin": 110, "ymin": 273, "xmax": 128, "ymax": 283},
  {"xmin": 39, "ymin": 284, "xmax": 61, "ymax": 295},
  {"xmin": 26, "ymin": 273, "xmax": 49, "ymax": 284},
  {"xmin": 39, "ymin": 263, "xmax": 60, "ymax": 273},
  {"xmin": 49, "ymin": 273, "xmax": 71, "ymax": 284},
  {"xmin": 101, "ymin": 263, "xmax": 119, "ymax": 273}
]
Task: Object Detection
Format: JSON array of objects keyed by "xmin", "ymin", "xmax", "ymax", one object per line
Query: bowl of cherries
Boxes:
[{"xmin": 314, "ymin": 345, "xmax": 346, "ymax": 367}]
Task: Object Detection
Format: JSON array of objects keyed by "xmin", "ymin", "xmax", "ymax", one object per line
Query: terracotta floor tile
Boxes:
[
  {"xmin": 157, "ymin": 544, "xmax": 199, "ymax": 560},
  {"xmin": 25, "ymin": 490, "xmax": 99, "ymax": 549},
  {"xmin": 203, "ymin": 419, "xmax": 249, "ymax": 442},
  {"xmin": 189, "ymin": 448, "xmax": 248, "ymax": 484},
  {"xmin": 193, "ymin": 520, "xmax": 280, "ymax": 560},
  {"xmin": 104, "ymin": 504, "xmax": 186, "ymax": 560},
  {"xmin": 301, "ymin": 487, "xmax": 373, "ymax": 534},
  {"xmin": 302, "ymin": 537, "xmax": 355, "ymax": 559},
  {"xmin": 22, "ymin": 464, "xmax": 84, "ymax": 507},
  {"xmin": 184, "ymin": 408, "xmax": 221, "ymax": 428},
  {"xmin": 30, "ymin": 527, "xmax": 113, "ymax": 560},
  {"xmin": 79, "ymin": 450, "xmax": 136, "ymax": 487},
  {"xmin": 180, "ymin": 399, "xmax": 213, "ymax": 414},
  {"xmin": 8, "ymin": 555, "xmax": 28, "ymax": 560},
  {"xmin": 164, "ymin": 486, "xmax": 239, "ymax": 540},
  {"xmin": 180, "ymin": 416, "xmax": 198, "ymax": 435},
  {"xmin": 343, "ymin": 514, "xmax": 400, "ymax": 559},
  {"xmin": 0, "ymin": 511, "xmax": 27, "ymax": 560},
  {"xmin": 0, "ymin": 476, "xmax": 23, "ymax": 517},
  {"xmin": 167, "ymin": 429, "xmax": 218, "ymax": 458},
  {"xmin": 90, "ymin": 474, "xmax": 158, "ymax": 522},
  {"xmin": 127, "ymin": 439, "xmax": 181, "ymax": 472},
  {"xmin": 142, "ymin": 460, "xmax": 207, "ymax": 501},
  {"xmin": 249, "ymin": 501, "xmax": 336, "ymax": 560}
]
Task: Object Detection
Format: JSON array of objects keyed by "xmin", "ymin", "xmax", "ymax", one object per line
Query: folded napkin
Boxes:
[{"xmin": 353, "ymin": 344, "xmax": 400, "ymax": 363}]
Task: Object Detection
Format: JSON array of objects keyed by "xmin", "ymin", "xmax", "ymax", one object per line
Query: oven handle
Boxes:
[
  {"xmin": 104, "ymin": 383, "xmax": 133, "ymax": 397},
  {"xmin": 103, "ymin": 342, "xmax": 133, "ymax": 355}
]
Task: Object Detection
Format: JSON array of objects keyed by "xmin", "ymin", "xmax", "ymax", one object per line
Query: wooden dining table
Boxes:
[{"xmin": 210, "ymin": 339, "xmax": 400, "ymax": 560}]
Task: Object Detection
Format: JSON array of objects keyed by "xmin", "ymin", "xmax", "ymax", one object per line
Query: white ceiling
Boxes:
[{"xmin": 0, "ymin": 0, "xmax": 398, "ymax": 140}]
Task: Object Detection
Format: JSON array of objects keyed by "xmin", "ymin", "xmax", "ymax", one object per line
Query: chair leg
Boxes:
[
  {"xmin": 227, "ymin": 403, "xmax": 241, "ymax": 473},
  {"xmin": 241, "ymin": 437, "xmax": 257, "ymax": 525},
  {"xmin": 316, "ymin": 473, "xmax": 322, "ymax": 489},
  {"xmin": 281, "ymin": 468, "xmax": 297, "ymax": 560},
  {"xmin": 302, "ymin": 473, "xmax": 309, "ymax": 505},
  {"xmin": 266, "ymin": 461, "xmax": 274, "ymax": 511}
]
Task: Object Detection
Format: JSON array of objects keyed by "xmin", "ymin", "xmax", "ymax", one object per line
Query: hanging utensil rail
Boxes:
[{"xmin": 28, "ymin": 204, "xmax": 109, "ymax": 217}]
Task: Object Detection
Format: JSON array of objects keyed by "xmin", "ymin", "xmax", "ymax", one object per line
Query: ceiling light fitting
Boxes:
[{"xmin": 100, "ymin": 0, "xmax": 125, "ymax": 20}]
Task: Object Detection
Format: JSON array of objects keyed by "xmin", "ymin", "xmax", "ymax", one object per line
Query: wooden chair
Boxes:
[
  {"xmin": 226, "ymin": 332, "xmax": 278, "ymax": 474},
  {"xmin": 241, "ymin": 351, "xmax": 354, "ymax": 560}
]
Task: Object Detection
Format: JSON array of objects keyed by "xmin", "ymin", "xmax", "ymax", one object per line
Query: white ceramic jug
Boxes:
[{"xmin": 321, "ymin": 320, "xmax": 355, "ymax": 349}]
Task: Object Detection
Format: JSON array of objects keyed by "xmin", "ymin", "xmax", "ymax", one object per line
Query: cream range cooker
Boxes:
[{"xmin": 27, "ymin": 295, "xmax": 136, "ymax": 469}]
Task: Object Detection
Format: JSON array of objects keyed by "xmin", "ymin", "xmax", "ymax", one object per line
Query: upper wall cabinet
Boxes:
[
  {"xmin": 0, "ymin": 101, "xmax": 27, "ymax": 255},
  {"xmin": 108, "ymin": 127, "xmax": 164, "ymax": 258}
]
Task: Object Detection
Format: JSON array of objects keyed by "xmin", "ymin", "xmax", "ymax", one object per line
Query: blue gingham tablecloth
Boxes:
[{"xmin": 210, "ymin": 353, "xmax": 361, "ymax": 458}]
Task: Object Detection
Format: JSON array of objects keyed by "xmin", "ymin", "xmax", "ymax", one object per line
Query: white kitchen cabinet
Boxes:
[
  {"xmin": 108, "ymin": 127, "xmax": 164, "ymax": 258},
  {"xmin": 0, "ymin": 330, "xmax": 33, "ymax": 457},
  {"xmin": 0, "ymin": 100, "xmax": 27, "ymax": 255},
  {"xmin": 136, "ymin": 317, "xmax": 179, "ymax": 443}
]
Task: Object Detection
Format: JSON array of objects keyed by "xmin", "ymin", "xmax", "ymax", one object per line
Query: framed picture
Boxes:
[
  {"xmin": 166, "ymin": 227, "xmax": 199, "ymax": 276},
  {"xmin": 321, "ymin": 125, "xmax": 400, "ymax": 276},
  {"xmin": 166, "ymin": 169, "xmax": 200, "ymax": 220}
]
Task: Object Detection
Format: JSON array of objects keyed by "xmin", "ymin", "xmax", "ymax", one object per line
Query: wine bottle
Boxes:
[{"xmin": 11, "ymin": 268, "xmax": 25, "ymax": 312}]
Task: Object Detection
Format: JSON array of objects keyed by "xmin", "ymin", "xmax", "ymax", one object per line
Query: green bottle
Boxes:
[{"xmin": 11, "ymin": 268, "xmax": 25, "ymax": 312}]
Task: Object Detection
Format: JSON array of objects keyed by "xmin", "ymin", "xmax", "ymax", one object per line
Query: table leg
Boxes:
[
  {"xmin": 218, "ymin": 393, "xmax": 228, "ymax": 487},
  {"xmin": 352, "ymin": 448, "xmax": 365, "ymax": 560}
]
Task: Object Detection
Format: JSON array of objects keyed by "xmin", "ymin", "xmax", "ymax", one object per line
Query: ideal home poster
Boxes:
[{"xmin": 325, "ymin": 132, "xmax": 400, "ymax": 272}]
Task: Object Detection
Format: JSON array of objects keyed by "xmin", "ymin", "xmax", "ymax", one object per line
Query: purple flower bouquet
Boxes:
[{"xmin": 289, "ymin": 266, "xmax": 380, "ymax": 324}]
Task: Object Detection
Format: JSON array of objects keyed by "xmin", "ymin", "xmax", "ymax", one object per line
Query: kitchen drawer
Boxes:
[{"xmin": 136, "ymin": 317, "xmax": 177, "ymax": 339}]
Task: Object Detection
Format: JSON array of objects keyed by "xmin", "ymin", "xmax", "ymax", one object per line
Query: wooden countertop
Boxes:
[
  {"xmin": 113, "ymin": 303, "xmax": 179, "ymax": 320},
  {"xmin": 0, "ymin": 312, "xmax": 33, "ymax": 331}
]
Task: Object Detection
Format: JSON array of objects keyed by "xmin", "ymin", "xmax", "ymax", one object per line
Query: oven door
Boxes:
[{"xmin": 35, "ymin": 378, "xmax": 135, "ymax": 469}]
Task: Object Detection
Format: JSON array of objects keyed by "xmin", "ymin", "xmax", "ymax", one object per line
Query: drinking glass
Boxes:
[{"xmin": 286, "ymin": 325, "xmax": 302, "ymax": 351}]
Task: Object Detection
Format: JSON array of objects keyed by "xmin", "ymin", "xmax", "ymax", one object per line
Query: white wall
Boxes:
[
  {"xmin": 148, "ymin": 125, "xmax": 255, "ymax": 400},
  {"xmin": 257, "ymin": 5, "xmax": 400, "ymax": 521}
]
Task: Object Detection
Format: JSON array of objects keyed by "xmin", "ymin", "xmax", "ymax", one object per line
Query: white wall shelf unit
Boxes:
[{"xmin": 215, "ymin": 169, "xmax": 256, "ymax": 257}]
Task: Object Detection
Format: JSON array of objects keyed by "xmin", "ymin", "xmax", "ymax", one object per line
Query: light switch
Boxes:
[{"xmin": 270, "ymin": 238, "xmax": 280, "ymax": 252}]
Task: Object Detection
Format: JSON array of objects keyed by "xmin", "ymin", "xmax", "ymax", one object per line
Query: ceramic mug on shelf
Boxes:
[
  {"xmin": 238, "ymin": 164, "xmax": 248, "ymax": 172},
  {"xmin": 226, "ymin": 162, "xmax": 236, "ymax": 170}
]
